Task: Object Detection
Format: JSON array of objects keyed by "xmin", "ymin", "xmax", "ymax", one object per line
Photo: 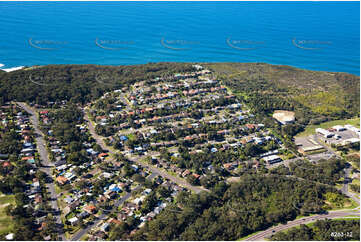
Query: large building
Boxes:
[
  {"xmin": 272, "ymin": 110, "xmax": 295, "ymax": 125},
  {"xmin": 263, "ymin": 155, "xmax": 282, "ymax": 165},
  {"xmin": 332, "ymin": 125, "xmax": 346, "ymax": 132},
  {"xmin": 316, "ymin": 128, "xmax": 334, "ymax": 138}
]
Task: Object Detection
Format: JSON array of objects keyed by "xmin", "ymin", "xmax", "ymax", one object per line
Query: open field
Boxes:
[
  {"xmin": 0, "ymin": 194, "xmax": 15, "ymax": 234},
  {"xmin": 296, "ymin": 118, "xmax": 360, "ymax": 137}
]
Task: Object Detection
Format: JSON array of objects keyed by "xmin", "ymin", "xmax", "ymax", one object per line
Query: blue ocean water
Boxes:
[{"xmin": 0, "ymin": 1, "xmax": 359, "ymax": 75}]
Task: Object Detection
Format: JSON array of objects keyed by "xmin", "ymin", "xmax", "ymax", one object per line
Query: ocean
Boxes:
[{"xmin": 0, "ymin": 1, "xmax": 359, "ymax": 75}]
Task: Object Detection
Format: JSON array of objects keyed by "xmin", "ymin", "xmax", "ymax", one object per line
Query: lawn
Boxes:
[
  {"xmin": 296, "ymin": 118, "xmax": 360, "ymax": 137},
  {"xmin": 127, "ymin": 133, "xmax": 137, "ymax": 141},
  {"xmin": 325, "ymin": 198, "xmax": 359, "ymax": 211},
  {"xmin": 352, "ymin": 178, "xmax": 360, "ymax": 187},
  {"xmin": 0, "ymin": 194, "xmax": 15, "ymax": 234}
]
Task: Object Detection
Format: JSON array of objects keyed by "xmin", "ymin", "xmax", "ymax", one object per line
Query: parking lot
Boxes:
[
  {"xmin": 307, "ymin": 151, "xmax": 336, "ymax": 162},
  {"xmin": 295, "ymin": 136, "xmax": 325, "ymax": 154},
  {"xmin": 319, "ymin": 129, "xmax": 360, "ymax": 146}
]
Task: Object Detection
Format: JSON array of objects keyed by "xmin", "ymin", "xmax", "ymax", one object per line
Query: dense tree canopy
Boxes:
[{"xmin": 131, "ymin": 174, "xmax": 338, "ymax": 240}]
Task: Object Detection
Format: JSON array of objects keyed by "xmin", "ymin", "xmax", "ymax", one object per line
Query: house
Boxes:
[
  {"xmin": 64, "ymin": 196, "xmax": 74, "ymax": 204},
  {"xmin": 68, "ymin": 217, "xmax": 79, "ymax": 226},
  {"xmin": 34, "ymin": 194, "xmax": 43, "ymax": 204},
  {"xmin": 192, "ymin": 173, "xmax": 200, "ymax": 179},
  {"xmin": 223, "ymin": 163, "xmax": 234, "ymax": 170},
  {"xmin": 109, "ymin": 184, "xmax": 121, "ymax": 192},
  {"xmin": 39, "ymin": 110, "xmax": 49, "ymax": 115},
  {"xmin": 104, "ymin": 190, "xmax": 116, "ymax": 199},
  {"xmin": 38, "ymin": 222, "xmax": 47, "ymax": 231},
  {"xmin": 133, "ymin": 196, "xmax": 146, "ymax": 205},
  {"xmin": 83, "ymin": 204, "xmax": 97, "ymax": 214},
  {"xmin": 63, "ymin": 206, "xmax": 71, "ymax": 216},
  {"xmin": 102, "ymin": 172, "xmax": 113, "ymax": 178},
  {"xmin": 109, "ymin": 218, "xmax": 121, "ymax": 225},
  {"xmin": 77, "ymin": 211, "xmax": 89, "ymax": 219},
  {"xmin": 245, "ymin": 124, "xmax": 257, "ymax": 130},
  {"xmin": 55, "ymin": 159, "xmax": 66, "ymax": 167},
  {"xmin": 100, "ymin": 222, "xmax": 110, "ymax": 232},
  {"xmin": 182, "ymin": 169, "xmax": 191, "ymax": 177},
  {"xmin": 56, "ymin": 176, "xmax": 68, "ymax": 185},
  {"xmin": 143, "ymin": 188, "xmax": 152, "ymax": 195},
  {"xmin": 2, "ymin": 161, "xmax": 11, "ymax": 169},
  {"xmin": 98, "ymin": 153, "xmax": 109, "ymax": 159}
]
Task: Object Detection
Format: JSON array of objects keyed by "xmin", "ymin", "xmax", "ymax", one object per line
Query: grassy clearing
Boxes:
[
  {"xmin": 0, "ymin": 194, "xmax": 15, "ymax": 234},
  {"xmin": 296, "ymin": 118, "xmax": 360, "ymax": 137},
  {"xmin": 326, "ymin": 198, "xmax": 359, "ymax": 211},
  {"xmin": 331, "ymin": 217, "xmax": 360, "ymax": 221},
  {"xmin": 127, "ymin": 133, "xmax": 136, "ymax": 141},
  {"xmin": 352, "ymin": 178, "xmax": 360, "ymax": 187}
]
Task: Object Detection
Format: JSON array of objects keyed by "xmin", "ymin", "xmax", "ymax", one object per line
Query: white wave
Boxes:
[
  {"xmin": 0, "ymin": 63, "xmax": 4, "ymax": 68},
  {"xmin": 1, "ymin": 66, "xmax": 25, "ymax": 72}
]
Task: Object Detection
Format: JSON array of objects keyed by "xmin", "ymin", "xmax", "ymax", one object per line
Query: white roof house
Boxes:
[
  {"xmin": 100, "ymin": 222, "xmax": 110, "ymax": 232},
  {"xmin": 68, "ymin": 217, "xmax": 79, "ymax": 225}
]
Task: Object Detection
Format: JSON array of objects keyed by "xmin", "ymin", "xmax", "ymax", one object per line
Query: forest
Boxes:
[
  {"xmin": 0, "ymin": 63, "xmax": 194, "ymax": 105},
  {"xmin": 206, "ymin": 63, "xmax": 360, "ymax": 128},
  {"xmin": 270, "ymin": 158, "xmax": 346, "ymax": 186},
  {"xmin": 129, "ymin": 174, "xmax": 338, "ymax": 241}
]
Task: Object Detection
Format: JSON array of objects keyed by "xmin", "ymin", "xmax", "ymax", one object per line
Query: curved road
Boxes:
[
  {"xmin": 17, "ymin": 102, "xmax": 65, "ymax": 240},
  {"xmin": 245, "ymin": 211, "xmax": 360, "ymax": 241}
]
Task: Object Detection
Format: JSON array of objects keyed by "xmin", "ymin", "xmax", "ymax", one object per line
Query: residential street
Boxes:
[
  {"xmin": 16, "ymin": 102, "xmax": 65, "ymax": 241},
  {"xmin": 83, "ymin": 109, "xmax": 208, "ymax": 194},
  {"xmin": 70, "ymin": 185, "xmax": 141, "ymax": 241}
]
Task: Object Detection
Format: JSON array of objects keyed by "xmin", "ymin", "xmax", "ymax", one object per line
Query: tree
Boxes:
[
  {"xmin": 132, "ymin": 174, "xmax": 145, "ymax": 184},
  {"xmin": 186, "ymin": 175, "xmax": 199, "ymax": 186}
]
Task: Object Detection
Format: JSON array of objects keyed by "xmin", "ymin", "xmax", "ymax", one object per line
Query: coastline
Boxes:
[
  {"xmin": 0, "ymin": 64, "xmax": 25, "ymax": 72},
  {"xmin": 0, "ymin": 62, "xmax": 359, "ymax": 77}
]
